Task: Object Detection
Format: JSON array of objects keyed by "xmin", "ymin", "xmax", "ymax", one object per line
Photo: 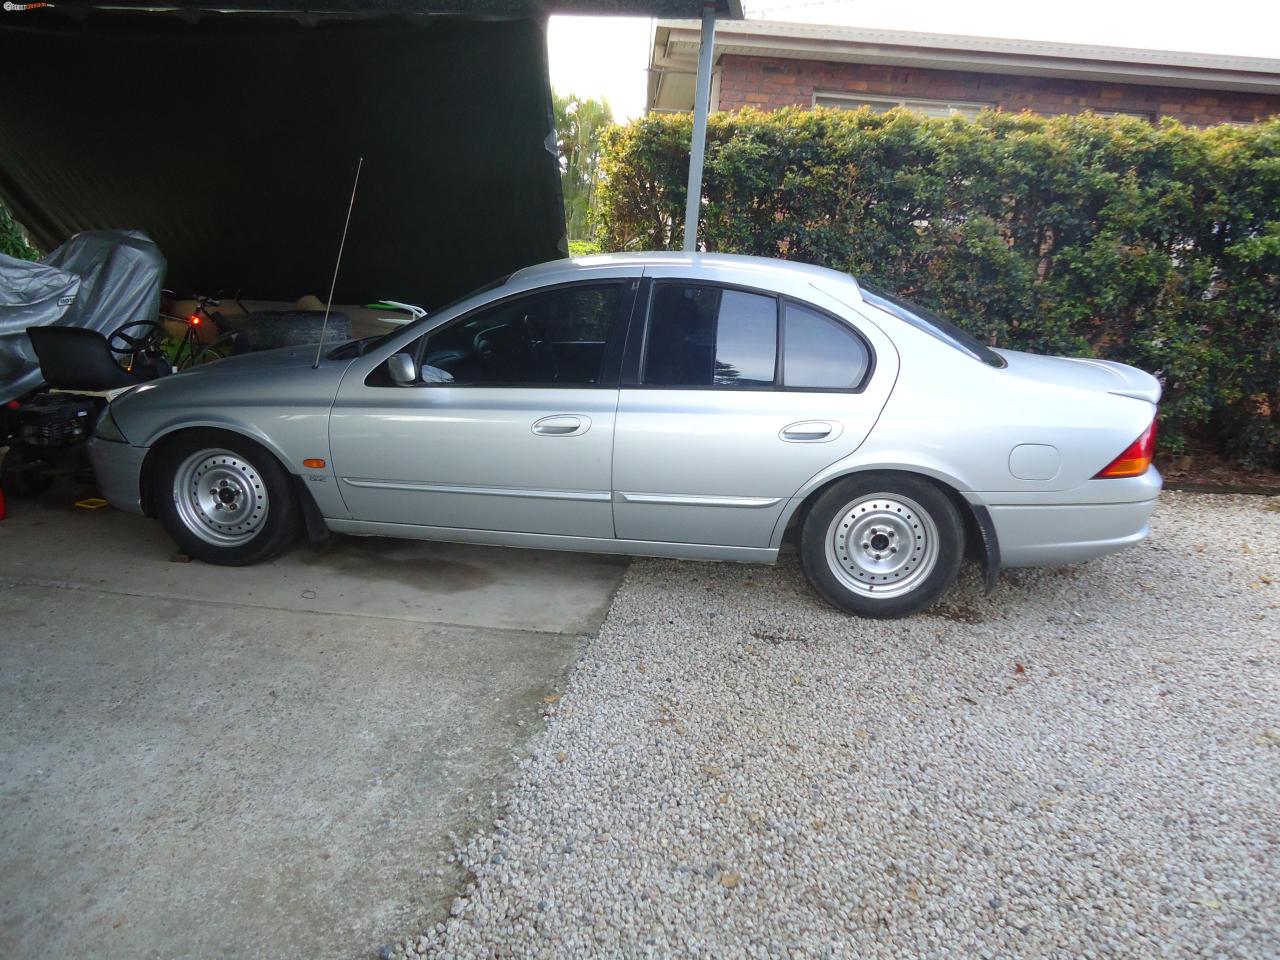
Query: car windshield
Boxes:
[
  {"xmin": 326, "ymin": 273, "xmax": 513, "ymax": 360},
  {"xmin": 859, "ymin": 283, "xmax": 1005, "ymax": 368}
]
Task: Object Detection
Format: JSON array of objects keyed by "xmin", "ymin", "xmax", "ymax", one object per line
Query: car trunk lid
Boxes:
[{"xmin": 993, "ymin": 349, "xmax": 1161, "ymax": 405}]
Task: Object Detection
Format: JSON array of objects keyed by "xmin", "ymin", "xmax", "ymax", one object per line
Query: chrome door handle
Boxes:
[
  {"xmin": 780, "ymin": 420, "xmax": 841, "ymax": 442},
  {"xmin": 532, "ymin": 414, "xmax": 590, "ymax": 437}
]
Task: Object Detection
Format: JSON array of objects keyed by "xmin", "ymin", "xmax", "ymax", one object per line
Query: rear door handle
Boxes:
[
  {"xmin": 780, "ymin": 420, "xmax": 841, "ymax": 442},
  {"xmin": 532, "ymin": 414, "xmax": 590, "ymax": 437}
]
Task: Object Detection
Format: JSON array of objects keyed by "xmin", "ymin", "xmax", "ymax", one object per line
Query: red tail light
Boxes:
[
  {"xmin": 189, "ymin": 314, "xmax": 201, "ymax": 326},
  {"xmin": 1095, "ymin": 419, "xmax": 1157, "ymax": 479}
]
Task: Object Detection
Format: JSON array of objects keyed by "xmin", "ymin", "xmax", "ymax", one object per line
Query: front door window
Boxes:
[{"xmin": 411, "ymin": 283, "xmax": 626, "ymax": 387}]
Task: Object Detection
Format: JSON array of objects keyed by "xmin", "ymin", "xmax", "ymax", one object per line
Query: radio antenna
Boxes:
[{"xmin": 313, "ymin": 156, "xmax": 363, "ymax": 369}]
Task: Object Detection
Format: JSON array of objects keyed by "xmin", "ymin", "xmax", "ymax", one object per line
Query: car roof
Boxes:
[{"xmin": 507, "ymin": 252, "xmax": 863, "ymax": 298}]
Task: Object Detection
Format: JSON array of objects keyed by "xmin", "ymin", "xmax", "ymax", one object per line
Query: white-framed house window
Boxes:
[
  {"xmin": 813, "ymin": 91, "xmax": 994, "ymax": 118},
  {"xmin": 1090, "ymin": 108, "xmax": 1157, "ymax": 122}
]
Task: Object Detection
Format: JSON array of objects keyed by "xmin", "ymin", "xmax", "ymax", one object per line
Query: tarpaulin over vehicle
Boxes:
[
  {"xmin": 0, "ymin": 13, "xmax": 564, "ymax": 309},
  {"xmin": 0, "ymin": 231, "xmax": 165, "ymax": 403}
]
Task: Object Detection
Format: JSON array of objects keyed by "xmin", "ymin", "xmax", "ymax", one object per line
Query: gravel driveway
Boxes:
[{"xmin": 389, "ymin": 492, "xmax": 1279, "ymax": 959}]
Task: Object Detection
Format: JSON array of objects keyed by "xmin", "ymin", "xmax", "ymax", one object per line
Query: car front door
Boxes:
[
  {"xmin": 611, "ymin": 268, "xmax": 898, "ymax": 548},
  {"xmin": 328, "ymin": 271, "xmax": 639, "ymax": 538}
]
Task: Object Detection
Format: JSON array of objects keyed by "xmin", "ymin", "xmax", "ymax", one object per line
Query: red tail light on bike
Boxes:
[
  {"xmin": 1095, "ymin": 419, "xmax": 1157, "ymax": 479},
  {"xmin": 189, "ymin": 314, "xmax": 201, "ymax": 326}
]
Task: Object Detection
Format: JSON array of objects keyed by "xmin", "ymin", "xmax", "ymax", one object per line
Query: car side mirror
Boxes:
[{"xmin": 387, "ymin": 352, "xmax": 417, "ymax": 386}]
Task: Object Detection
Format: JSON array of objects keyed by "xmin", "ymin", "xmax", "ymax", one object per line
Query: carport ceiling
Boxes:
[
  {"xmin": 0, "ymin": 1, "xmax": 739, "ymax": 309},
  {"xmin": 55, "ymin": 1, "xmax": 741, "ymax": 14}
]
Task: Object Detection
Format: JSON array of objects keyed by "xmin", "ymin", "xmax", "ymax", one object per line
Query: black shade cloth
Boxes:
[{"xmin": 0, "ymin": 14, "xmax": 564, "ymax": 308}]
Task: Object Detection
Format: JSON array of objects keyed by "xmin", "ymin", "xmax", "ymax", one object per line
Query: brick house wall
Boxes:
[{"xmin": 716, "ymin": 54, "xmax": 1280, "ymax": 125}]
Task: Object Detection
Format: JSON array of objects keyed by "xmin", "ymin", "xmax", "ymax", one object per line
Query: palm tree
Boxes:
[{"xmin": 553, "ymin": 91, "xmax": 614, "ymax": 242}]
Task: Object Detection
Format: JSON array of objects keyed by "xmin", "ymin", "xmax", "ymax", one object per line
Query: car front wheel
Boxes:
[
  {"xmin": 155, "ymin": 429, "xmax": 299, "ymax": 565},
  {"xmin": 800, "ymin": 473, "xmax": 964, "ymax": 618}
]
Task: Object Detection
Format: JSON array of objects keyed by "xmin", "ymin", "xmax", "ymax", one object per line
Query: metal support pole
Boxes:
[{"xmin": 682, "ymin": 2, "xmax": 717, "ymax": 252}]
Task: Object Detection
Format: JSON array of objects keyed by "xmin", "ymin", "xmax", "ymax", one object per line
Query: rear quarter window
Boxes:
[{"xmin": 782, "ymin": 300, "xmax": 871, "ymax": 390}]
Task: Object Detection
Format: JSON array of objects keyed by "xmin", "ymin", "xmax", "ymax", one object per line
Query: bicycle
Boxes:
[{"xmin": 159, "ymin": 292, "xmax": 249, "ymax": 370}]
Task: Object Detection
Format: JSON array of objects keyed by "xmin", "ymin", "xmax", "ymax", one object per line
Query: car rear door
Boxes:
[
  {"xmin": 610, "ymin": 266, "xmax": 898, "ymax": 548},
  {"xmin": 328, "ymin": 269, "xmax": 640, "ymax": 538}
]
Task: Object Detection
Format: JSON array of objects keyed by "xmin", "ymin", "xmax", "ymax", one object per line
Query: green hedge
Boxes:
[
  {"xmin": 1, "ymin": 202, "xmax": 38, "ymax": 260},
  {"xmin": 597, "ymin": 109, "xmax": 1280, "ymax": 467}
]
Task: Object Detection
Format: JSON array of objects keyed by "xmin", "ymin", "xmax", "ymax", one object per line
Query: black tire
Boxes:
[
  {"xmin": 153, "ymin": 429, "xmax": 299, "ymax": 565},
  {"xmin": 799, "ymin": 472, "xmax": 964, "ymax": 618}
]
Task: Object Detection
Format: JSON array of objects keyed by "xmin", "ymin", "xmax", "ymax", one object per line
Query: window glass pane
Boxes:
[
  {"xmin": 537, "ymin": 286, "xmax": 619, "ymax": 342},
  {"xmin": 814, "ymin": 93, "xmax": 991, "ymax": 119},
  {"xmin": 815, "ymin": 95, "xmax": 894, "ymax": 113},
  {"xmin": 783, "ymin": 302, "xmax": 869, "ymax": 389},
  {"xmin": 1093, "ymin": 109, "xmax": 1155, "ymax": 122},
  {"xmin": 643, "ymin": 284, "xmax": 718, "ymax": 385},
  {"xmin": 421, "ymin": 283, "xmax": 622, "ymax": 386},
  {"xmin": 715, "ymin": 290, "xmax": 777, "ymax": 386},
  {"xmin": 857, "ymin": 100, "xmax": 896, "ymax": 114},
  {"xmin": 859, "ymin": 283, "xmax": 1005, "ymax": 368},
  {"xmin": 643, "ymin": 284, "xmax": 777, "ymax": 388}
]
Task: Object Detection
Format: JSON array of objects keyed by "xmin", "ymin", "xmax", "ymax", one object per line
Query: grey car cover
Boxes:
[{"xmin": 0, "ymin": 230, "xmax": 165, "ymax": 402}]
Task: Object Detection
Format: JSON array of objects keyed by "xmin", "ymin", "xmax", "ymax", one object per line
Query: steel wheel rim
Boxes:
[
  {"xmin": 825, "ymin": 493, "xmax": 939, "ymax": 599},
  {"xmin": 172, "ymin": 448, "xmax": 269, "ymax": 546}
]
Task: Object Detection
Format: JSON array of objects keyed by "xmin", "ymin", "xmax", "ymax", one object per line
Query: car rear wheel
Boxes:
[
  {"xmin": 155, "ymin": 430, "xmax": 299, "ymax": 565},
  {"xmin": 800, "ymin": 473, "xmax": 963, "ymax": 618}
]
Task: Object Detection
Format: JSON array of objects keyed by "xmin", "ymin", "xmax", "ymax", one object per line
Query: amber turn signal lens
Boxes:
[
  {"xmin": 1094, "ymin": 419, "xmax": 1157, "ymax": 479},
  {"xmin": 302, "ymin": 458, "xmax": 326, "ymax": 469}
]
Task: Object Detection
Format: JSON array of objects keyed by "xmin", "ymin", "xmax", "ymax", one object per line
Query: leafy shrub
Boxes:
[
  {"xmin": 1, "ymin": 202, "xmax": 38, "ymax": 260},
  {"xmin": 597, "ymin": 109, "xmax": 1280, "ymax": 467},
  {"xmin": 568, "ymin": 238, "xmax": 602, "ymax": 257}
]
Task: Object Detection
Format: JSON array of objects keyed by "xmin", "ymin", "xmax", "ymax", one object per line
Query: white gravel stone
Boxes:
[{"xmin": 398, "ymin": 492, "xmax": 1279, "ymax": 958}]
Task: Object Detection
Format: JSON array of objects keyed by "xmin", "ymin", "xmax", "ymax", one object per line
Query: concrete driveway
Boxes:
[{"xmin": 0, "ymin": 496, "xmax": 628, "ymax": 959}]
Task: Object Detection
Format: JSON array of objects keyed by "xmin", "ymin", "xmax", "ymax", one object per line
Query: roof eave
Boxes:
[{"xmin": 649, "ymin": 19, "xmax": 1280, "ymax": 110}]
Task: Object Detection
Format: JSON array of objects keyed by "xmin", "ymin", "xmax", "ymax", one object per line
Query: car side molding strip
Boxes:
[
  {"xmin": 341, "ymin": 478, "xmax": 612, "ymax": 502},
  {"xmin": 614, "ymin": 492, "xmax": 782, "ymax": 509}
]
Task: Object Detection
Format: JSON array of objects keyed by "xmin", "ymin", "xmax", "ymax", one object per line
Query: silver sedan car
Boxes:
[{"xmin": 89, "ymin": 253, "xmax": 1161, "ymax": 617}]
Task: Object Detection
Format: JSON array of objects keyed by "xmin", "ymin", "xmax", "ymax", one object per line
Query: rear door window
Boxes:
[{"xmin": 642, "ymin": 283, "xmax": 777, "ymax": 388}]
